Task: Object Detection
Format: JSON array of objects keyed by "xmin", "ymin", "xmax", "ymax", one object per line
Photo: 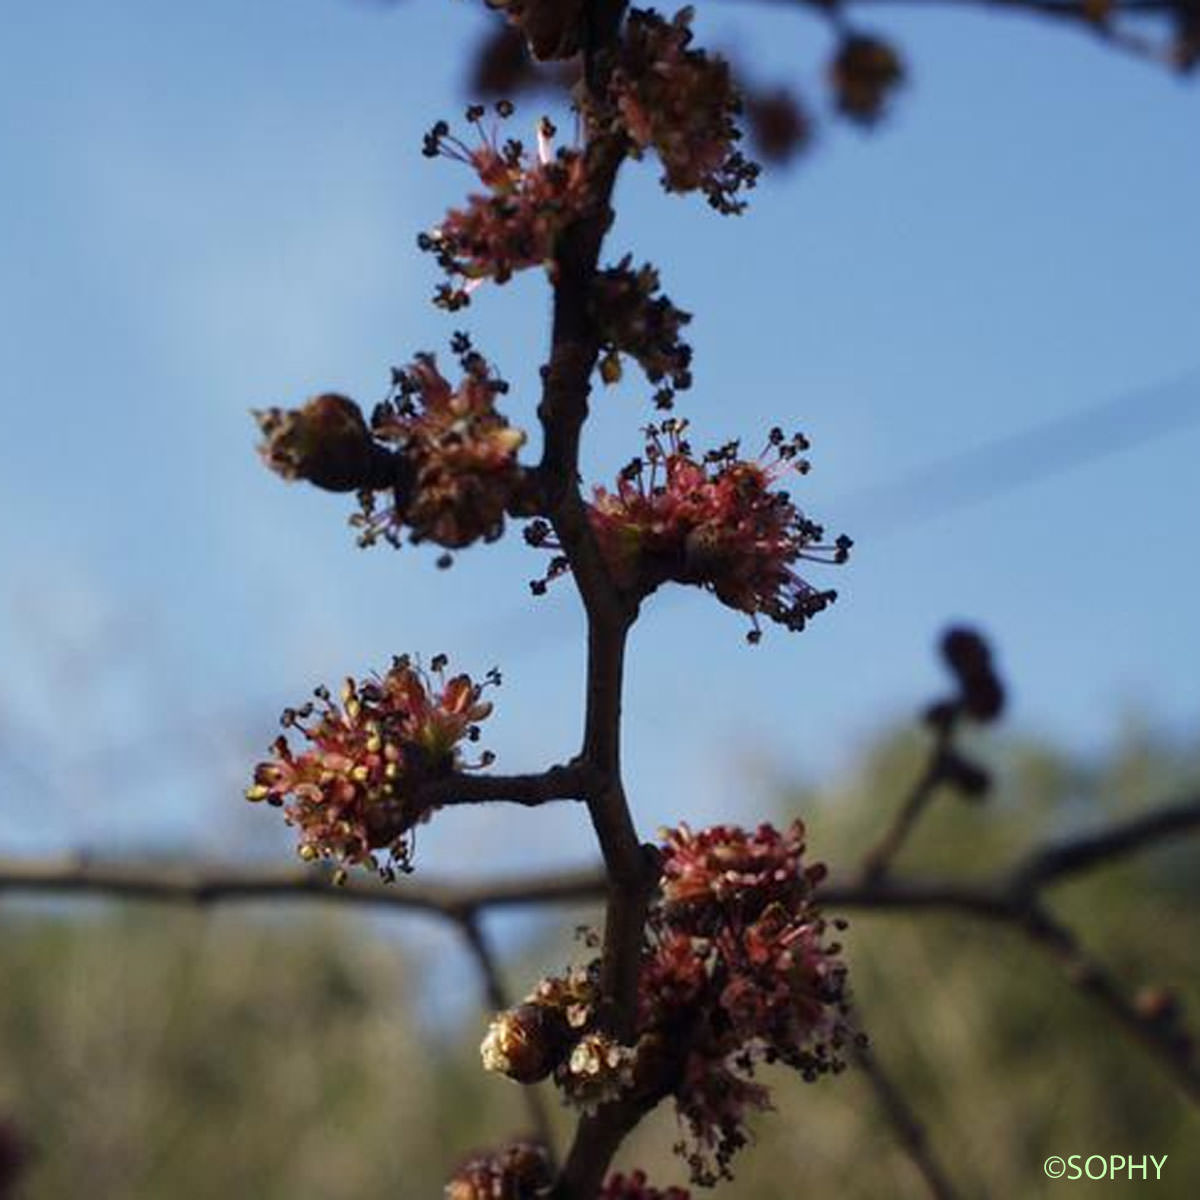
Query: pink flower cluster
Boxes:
[
  {"xmin": 592, "ymin": 255, "xmax": 693, "ymax": 409},
  {"xmin": 481, "ymin": 821, "xmax": 854, "ymax": 1185},
  {"xmin": 529, "ymin": 420, "xmax": 850, "ymax": 641},
  {"xmin": 356, "ymin": 340, "xmax": 526, "ymax": 554},
  {"xmin": 484, "ymin": 0, "xmax": 582, "ymax": 61},
  {"xmin": 254, "ymin": 339, "xmax": 524, "ymax": 559},
  {"xmin": 444, "ymin": 1140, "xmax": 552, "ymax": 1200},
  {"xmin": 419, "ymin": 105, "xmax": 590, "ymax": 309},
  {"xmin": 254, "ymin": 393, "xmax": 383, "ymax": 493},
  {"xmin": 600, "ymin": 1170, "xmax": 691, "ymax": 1200},
  {"xmin": 610, "ymin": 8, "xmax": 759, "ymax": 214},
  {"xmin": 644, "ymin": 822, "xmax": 854, "ymax": 1184},
  {"xmin": 829, "ymin": 35, "xmax": 905, "ymax": 125},
  {"xmin": 246, "ymin": 656, "xmax": 498, "ymax": 878}
]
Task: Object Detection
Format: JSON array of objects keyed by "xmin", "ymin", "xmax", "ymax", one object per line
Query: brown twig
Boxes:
[
  {"xmin": 4, "ymin": 793, "xmax": 1199, "ymax": 1117},
  {"xmin": 853, "ymin": 1043, "xmax": 962, "ymax": 1200},
  {"xmin": 424, "ymin": 764, "xmax": 600, "ymax": 809},
  {"xmin": 0, "ymin": 856, "xmax": 605, "ymax": 916},
  {"xmin": 1009, "ymin": 795, "xmax": 1200, "ymax": 895},
  {"xmin": 858, "ymin": 717, "xmax": 955, "ymax": 884},
  {"xmin": 1018, "ymin": 901, "xmax": 1200, "ymax": 1106}
]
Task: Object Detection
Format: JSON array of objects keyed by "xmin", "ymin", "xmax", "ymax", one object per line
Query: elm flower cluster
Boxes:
[
  {"xmin": 354, "ymin": 337, "xmax": 526, "ymax": 555},
  {"xmin": 419, "ymin": 104, "xmax": 590, "ymax": 310},
  {"xmin": 600, "ymin": 1171, "xmax": 691, "ymax": 1200},
  {"xmin": 481, "ymin": 961, "xmax": 636, "ymax": 1111},
  {"xmin": 610, "ymin": 8, "xmax": 759, "ymax": 214},
  {"xmin": 743, "ymin": 87, "xmax": 811, "ymax": 166},
  {"xmin": 481, "ymin": 821, "xmax": 854, "ymax": 1186},
  {"xmin": 528, "ymin": 419, "xmax": 850, "ymax": 642},
  {"xmin": 484, "ymin": 0, "xmax": 583, "ymax": 61},
  {"xmin": 829, "ymin": 34, "xmax": 905, "ymax": 125},
  {"xmin": 648, "ymin": 822, "xmax": 854, "ymax": 1184},
  {"xmin": 254, "ymin": 393, "xmax": 392, "ymax": 493},
  {"xmin": 444, "ymin": 1140, "xmax": 552, "ymax": 1200},
  {"xmin": 592, "ymin": 255, "xmax": 693, "ymax": 409},
  {"xmin": 246, "ymin": 655, "xmax": 499, "ymax": 879}
]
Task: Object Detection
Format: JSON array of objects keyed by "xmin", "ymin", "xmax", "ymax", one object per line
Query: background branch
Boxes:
[
  {"xmin": 751, "ymin": 0, "xmax": 1177, "ymax": 63},
  {"xmin": 858, "ymin": 715, "xmax": 955, "ymax": 883},
  {"xmin": 852, "ymin": 1043, "xmax": 962, "ymax": 1200},
  {"xmin": 5, "ymin": 790, "xmax": 1198, "ymax": 1122},
  {"xmin": 459, "ymin": 911, "xmax": 559, "ymax": 1162}
]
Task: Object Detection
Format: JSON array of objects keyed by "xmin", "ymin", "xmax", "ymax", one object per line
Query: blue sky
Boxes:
[{"xmin": 2, "ymin": 0, "xmax": 1199, "ymax": 881}]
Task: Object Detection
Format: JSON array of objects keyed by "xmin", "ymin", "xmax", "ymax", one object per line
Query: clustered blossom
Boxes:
[
  {"xmin": 354, "ymin": 336, "xmax": 526, "ymax": 555},
  {"xmin": 254, "ymin": 393, "xmax": 391, "ymax": 493},
  {"xmin": 648, "ymin": 822, "xmax": 855, "ymax": 1184},
  {"xmin": 610, "ymin": 8, "xmax": 759, "ymax": 214},
  {"xmin": 829, "ymin": 34, "xmax": 905, "ymax": 124},
  {"xmin": 246, "ymin": 655, "xmax": 498, "ymax": 879},
  {"xmin": 253, "ymin": 339, "xmax": 524, "ymax": 560},
  {"xmin": 481, "ymin": 961, "xmax": 637, "ymax": 1111},
  {"xmin": 444, "ymin": 1140, "xmax": 552, "ymax": 1200},
  {"xmin": 592, "ymin": 256, "xmax": 693, "ymax": 409},
  {"xmin": 484, "ymin": 0, "xmax": 583, "ymax": 61},
  {"xmin": 419, "ymin": 105, "xmax": 590, "ymax": 309},
  {"xmin": 481, "ymin": 821, "xmax": 855, "ymax": 1186},
  {"xmin": 743, "ymin": 87, "xmax": 811, "ymax": 166},
  {"xmin": 600, "ymin": 1171, "xmax": 691, "ymax": 1200},
  {"xmin": 527, "ymin": 420, "xmax": 850, "ymax": 642}
]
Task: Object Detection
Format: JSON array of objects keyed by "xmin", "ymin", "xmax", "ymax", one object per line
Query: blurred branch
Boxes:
[
  {"xmin": 852, "ymin": 1043, "xmax": 962, "ymax": 1200},
  {"xmin": 459, "ymin": 911, "xmax": 558, "ymax": 1163},
  {"xmin": 1010, "ymin": 795, "xmax": 1200, "ymax": 893},
  {"xmin": 861, "ymin": 629, "xmax": 1004, "ymax": 883},
  {"xmin": 1018, "ymin": 901, "xmax": 1200, "ymax": 1104},
  {"xmin": 857, "ymin": 716, "xmax": 955, "ymax": 884},
  {"xmin": 0, "ymin": 856, "xmax": 604, "ymax": 917},
  {"xmin": 751, "ymin": 0, "xmax": 1177, "ymax": 64},
  {"xmin": 3, "ymin": 795, "xmax": 1197, "ymax": 917},
  {"xmin": 3, "ymin": 792, "xmax": 1199, "ymax": 1156}
]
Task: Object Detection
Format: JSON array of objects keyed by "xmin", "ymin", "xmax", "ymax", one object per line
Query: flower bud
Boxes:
[
  {"xmin": 941, "ymin": 627, "xmax": 1005, "ymax": 722},
  {"xmin": 601, "ymin": 1170, "xmax": 692, "ymax": 1200},
  {"xmin": 829, "ymin": 34, "xmax": 904, "ymax": 124},
  {"xmin": 254, "ymin": 393, "xmax": 385, "ymax": 492},
  {"xmin": 481, "ymin": 1002, "xmax": 572, "ymax": 1083},
  {"xmin": 445, "ymin": 1140, "xmax": 552, "ymax": 1200},
  {"xmin": 558, "ymin": 1031, "xmax": 638, "ymax": 1113}
]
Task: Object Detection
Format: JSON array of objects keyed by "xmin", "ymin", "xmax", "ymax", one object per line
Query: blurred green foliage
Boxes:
[{"xmin": 2, "ymin": 720, "xmax": 1197, "ymax": 1198}]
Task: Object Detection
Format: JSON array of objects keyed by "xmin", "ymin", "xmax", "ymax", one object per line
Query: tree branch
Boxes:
[
  {"xmin": 1008, "ymin": 794, "xmax": 1200, "ymax": 896},
  {"xmin": 425, "ymin": 764, "xmax": 600, "ymax": 809},
  {"xmin": 525, "ymin": 2, "xmax": 659, "ymax": 1192},
  {"xmin": 4, "ymin": 790, "xmax": 1198, "ymax": 1187},
  {"xmin": 858, "ymin": 717, "xmax": 955, "ymax": 884},
  {"xmin": 1018, "ymin": 902, "xmax": 1200, "ymax": 1105},
  {"xmin": 853, "ymin": 1043, "xmax": 963, "ymax": 1200},
  {"xmin": 0, "ymin": 857, "xmax": 604, "ymax": 917}
]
